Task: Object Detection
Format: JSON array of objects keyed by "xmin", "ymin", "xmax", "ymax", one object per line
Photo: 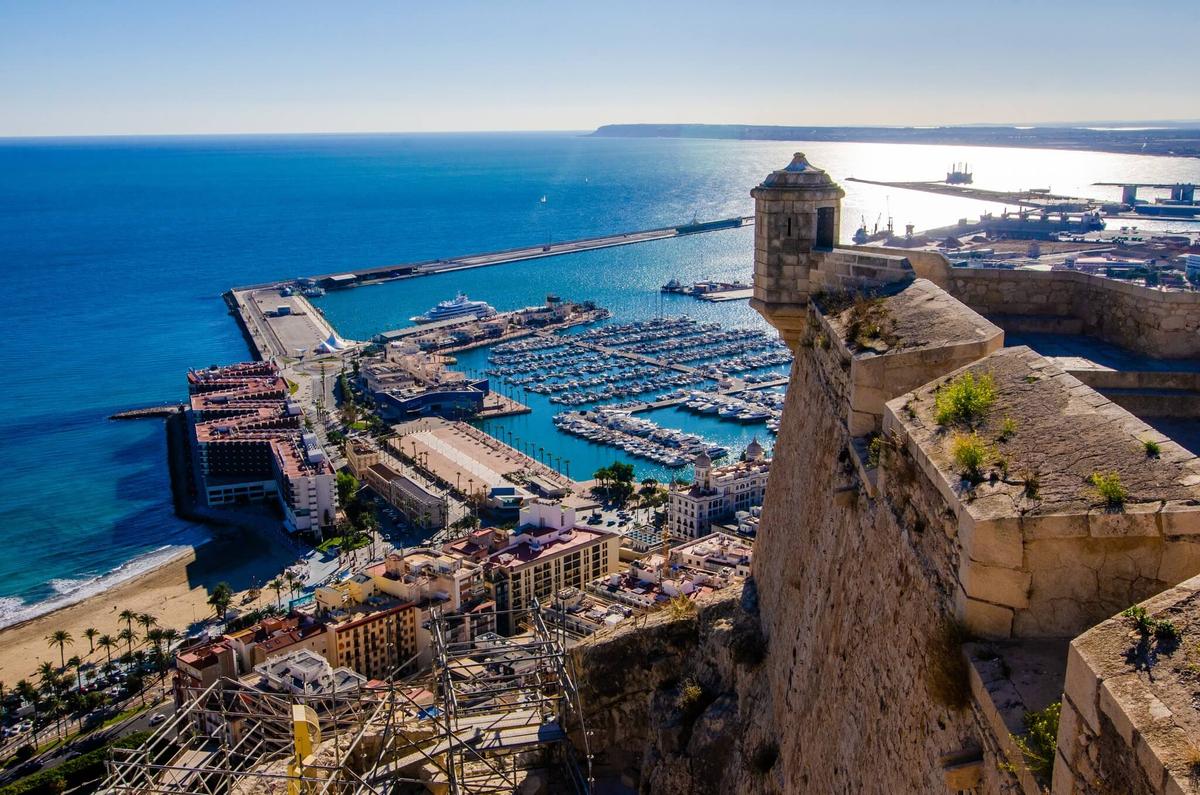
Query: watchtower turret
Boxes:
[{"xmin": 750, "ymin": 152, "xmax": 844, "ymax": 346}]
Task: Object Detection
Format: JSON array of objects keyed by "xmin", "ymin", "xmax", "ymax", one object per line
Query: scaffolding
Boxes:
[{"xmin": 99, "ymin": 603, "xmax": 593, "ymax": 794}]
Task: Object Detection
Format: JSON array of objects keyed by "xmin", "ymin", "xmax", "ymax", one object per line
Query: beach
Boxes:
[{"xmin": 0, "ymin": 534, "xmax": 296, "ymax": 685}]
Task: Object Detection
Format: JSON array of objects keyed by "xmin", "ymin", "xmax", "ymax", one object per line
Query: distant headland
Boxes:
[{"xmin": 590, "ymin": 123, "xmax": 1200, "ymax": 158}]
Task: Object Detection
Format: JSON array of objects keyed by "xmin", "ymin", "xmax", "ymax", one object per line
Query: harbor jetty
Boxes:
[
  {"xmin": 110, "ymin": 404, "xmax": 185, "ymax": 420},
  {"xmin": 229, "ymin": 215, "xmax": 752, "ymax": 296}
]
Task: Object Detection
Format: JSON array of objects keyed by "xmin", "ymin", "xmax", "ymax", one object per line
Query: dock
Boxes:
[
  {"xmin": 228, "ymin": 286, "xmax": 349, "ymax": 361},
  {"xmin": 230, "ymin": 216, "xmax": 753, "ymax": 295},
  {"xmin": 555, "ymin": 331, "xmax": 788, "ymax": 409},
  {"xmin": 697, "ymin": 288, "xmax": 753, "ymax": 302},
  {"xmin": 110, "ymin": 404, "xmax": 185, "ymax": 420},
  {"xmin": 623, "ymin": 378, "xmax": 789, "ymax": 414},
  {"xmin": 845, "ymin": 177, "xmax": 1095, "ymax": 210}
]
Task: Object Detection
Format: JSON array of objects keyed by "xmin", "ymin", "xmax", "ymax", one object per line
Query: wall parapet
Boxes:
[
  {"xmin": 1056, "ymin": 575, "xmax": 1200, "ymax": 794},
  {"xmin": 883, "ymin": 346, "xmax": 1200, "ymax": 640},
  {"xmin": 947, "ymin": 267, "xmax": 1200, "ymax": 360}
]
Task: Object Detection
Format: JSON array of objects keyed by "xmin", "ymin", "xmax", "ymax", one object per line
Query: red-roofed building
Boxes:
[
  {"xmin": 483, "ymin": 501, "xmax": 620, "ymax": 632},
  {"xmin": 172, "ymin": 639, "xmax": 238, "ymax": 705},
  {"xmin": 185, "ymin": 362, "xmax": 336, "ymax": 536}
]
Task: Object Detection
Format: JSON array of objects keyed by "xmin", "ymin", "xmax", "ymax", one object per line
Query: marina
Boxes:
[
  {"xmin": 553, "ymin": 408, "xmax": 728, "ymax": 468},
  {"xmin": 484, "ymin": 318, "xmax": 790, "ymax": 410}
]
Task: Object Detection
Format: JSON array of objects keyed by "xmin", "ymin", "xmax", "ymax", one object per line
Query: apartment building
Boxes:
[
  {"xmin": 185, "ymin": 361, "xmax": 336, "ymax": 536},
  {"xmin": 448, "ymin": 501, "xmax": 620, "ymax": 632}
]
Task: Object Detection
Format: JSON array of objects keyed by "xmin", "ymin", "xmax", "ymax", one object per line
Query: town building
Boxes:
[
  {"xmin": 587, "ymin": 555, "xmax": 732, "ymax": 611},
  {"xmin": 185, "ymin": 361, "xmax": 336, "ymax": 536},
  {"xmin": 368, "ymin": 548, "xmax": 497, "ymax": 666},
  {"xmin": 252, "ymin": 648, "xmax": 365, "ymax": 696},
  {"xmin": 667, "ymin": 440, "xmax": 770, "ymax": 538},
  {"xmin": 544, "ymin": 586, "xmax": 633, "ymax": 637},
  {"xmin": 173, "ymin": 639, "xmax": 238, "ymax": 704},
  {"xmin": 346, "ymin": 442, "xmax": 449, "ymax": 530},
  {"xmin": 670, "ymin": 532, "xmax": 754, "ymax": 578},
  {"xmin": 447, "ymin": 501, "xmax": 620, "ymax": 633},
  {"xmin": 318, "ymin": 589, "xmax": 420, "ymax": 681},
  {"xmin": 359, "ymin": 340, "xmax": 490, "ymax": 421},
  {"xmin": 223, "ymin": 614, "xmax": 329, "ymax": 672}
]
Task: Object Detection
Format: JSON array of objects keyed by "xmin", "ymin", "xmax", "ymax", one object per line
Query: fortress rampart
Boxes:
[{"xmin": 572, "ymin": 154, "xmax": 1200, "ymax": 794}]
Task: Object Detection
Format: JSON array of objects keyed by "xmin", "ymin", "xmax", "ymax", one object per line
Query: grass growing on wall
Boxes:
[
  {"xmin": 934, "ymin": 372, "xmax": 997, "ymax": 427},
  {"xmin": 1013, "ymin": 701, "xmax": 1061, "ymax": 785}
]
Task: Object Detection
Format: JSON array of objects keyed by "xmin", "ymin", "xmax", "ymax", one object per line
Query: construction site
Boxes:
[{"xmin": 98, "ymin": 606, "xmax": 593, "ymax": 795}]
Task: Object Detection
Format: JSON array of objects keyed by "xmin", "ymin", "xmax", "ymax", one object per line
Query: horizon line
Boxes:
[{"xmin": 5, "ymin": 118, "xmax": 1200, "ymax": 142}]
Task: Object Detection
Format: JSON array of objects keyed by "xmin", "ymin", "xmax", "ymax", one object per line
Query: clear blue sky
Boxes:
[{"xmin": 1, "ymin": 0, "xmax": 1196, "ymax": 137}]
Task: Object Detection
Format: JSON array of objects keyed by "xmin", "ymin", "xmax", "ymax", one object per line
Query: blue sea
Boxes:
[{"xmin": 1, "ymin": 131, "xmax": 1197, "ymax": 627}]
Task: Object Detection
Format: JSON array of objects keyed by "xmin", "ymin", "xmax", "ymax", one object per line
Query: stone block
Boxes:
[
  {"xmin": 850, "ymin": 384, "xmax": 887, "ymax": 416},
  {"xmin": 1056, "ymin": 700, "xmax": 1082, "ymax": 765},
  {"xmin": 1052, "ymin": 751, "xmax": 1076, "ymax": 795},
  {"xmin": 960, "ymin": 560, "xmax": 1031, "ymax": 609},
  {"xmin": 1023, "ymin": 513, "xmax": 1090, "ymax": 540},
  {"xmin": 1063, "ymin": 644, "xmax": 1101, "ymax": 733},
  {"xmin": 958, "ymin": 591, "xmax": 1013, "ymax": 639},
  {"xmin": 1088, "ymin": 503, "xmax": 1161, "ymax": 538},
  {"xmin": 1157, "ymin": 538, "xmax": 1200, "ymax": 586},
  {"xmin": 1136, "ymin": 733, "xmax": 1168, "ymax": 792},
  {"xmin": 1161, "ymin": 502, "xmax": 1200, "ymax": 536},
  {"xmin": 848, "ymin": 410, "xmax": 876, "ymax": 438},
  {"xmin": 1099, "ymin": 674, "xmax": 1138, "ymax": 745},
  {"xmin": 960, "ymin": 514, "xmax": 1024, "ymax": 569}
]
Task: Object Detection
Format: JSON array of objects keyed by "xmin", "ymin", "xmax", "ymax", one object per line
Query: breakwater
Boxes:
[
  {"xmin": 229, "ymin": 216, "xmax": 752, "ymax": 294},
  {"xmin": 109, "ymin": 405, "xmax": 185, "ymax": 420}
]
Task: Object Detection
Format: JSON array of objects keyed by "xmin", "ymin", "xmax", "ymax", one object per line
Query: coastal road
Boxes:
[{"xmin": 0, "ymin": 694, "xmax": 172, "ymax": 785}]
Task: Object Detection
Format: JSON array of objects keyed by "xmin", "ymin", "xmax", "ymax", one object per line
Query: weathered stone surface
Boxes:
[{"xmin": 960, "ymin": 560, "xmax": 1032, "ymax": 609}]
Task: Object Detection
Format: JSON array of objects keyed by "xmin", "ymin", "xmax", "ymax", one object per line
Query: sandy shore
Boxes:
[{"xmin": 0, "ymin": 534, "xmax": 297, "ymax": 685}]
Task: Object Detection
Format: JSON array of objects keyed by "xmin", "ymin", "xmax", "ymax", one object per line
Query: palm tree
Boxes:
[
  {"xmin": 119, "ymin": 609, "xmax": 137, "ymax": 640},
  {"xmin": 284, "ymin": 571, "xmax": 302, "ymax": 602},
  {"xmin": 146, "ymin": 629, "xmax": 166, "ymax": 682},
  {"xmin": 97, "ymin": 634, "xmax": 117, "ymax": 669},
  {"xmin": 14, "ymin": 680, "xmax": 37, "ymax": 728},
  {"xmin": 160, "ymin": 628, "xmax": 180, "ymax": 662},
  {"xmin": 83, "ymin": 627, "xmax": 99, "ymax": 656},
  {"xmin": 207, "ymin": 582, "xmax": 233, "ymax": 622},
  {"xmin": 36, "ymin": 662, "xmax": 58, "ymax": 696},
  {"xmin": 42, "ymin": 693, "xmax": 63, "ymax": 738},
  {"xmin": 131, "ymin": 649, "xmax": 148, "ymax": 704},
  {"xmin": 67, "ymin": 656, "xmax": 83, "ymax": 693},
  {"xmin": 46, "ymin": 630, "xmax": 73, "ymax": 670},
  {"xmin": 136, "ymin": 613, "xmax": 158, "ymax": 637},
  {"xmin": 118, "ymin": 627, "xmax": 137, "ymax": 661},
  {"xmin": 268, "ymin": 577, "xmax": 285, "ymax": 607}
]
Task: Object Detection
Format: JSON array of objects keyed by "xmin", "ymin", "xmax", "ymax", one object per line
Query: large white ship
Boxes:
[{"xmin": 410, "ymin": 292, "xmax": 498, "ymax": 324}]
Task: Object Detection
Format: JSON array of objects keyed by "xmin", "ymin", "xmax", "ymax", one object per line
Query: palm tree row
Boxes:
[{"xmin": 1, "ymin": 610, "xmax": 184, "ymax": 739}]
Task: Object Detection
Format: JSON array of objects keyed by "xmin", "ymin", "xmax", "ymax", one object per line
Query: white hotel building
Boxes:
[{"xmin": 668, "ymin": 440, "xmax": 770, "ymax": 539}]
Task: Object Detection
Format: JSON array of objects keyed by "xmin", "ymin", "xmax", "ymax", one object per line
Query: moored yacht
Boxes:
[{"xmin": 411, "ymin": 292, "xmax": 498, "ymax": 324}]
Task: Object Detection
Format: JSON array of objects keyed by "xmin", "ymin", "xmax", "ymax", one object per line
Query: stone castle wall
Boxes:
[
  {"xmin": 946, "ymin": 268, "xmax": 1200, "ymax": 360},
  {"xmin": 1055, "ymin": 576, "xmax": 1200, "ymax": 794},
  {"xmin": 749, "ymin": 325, "xmax": 997, "ymax": 792}
]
